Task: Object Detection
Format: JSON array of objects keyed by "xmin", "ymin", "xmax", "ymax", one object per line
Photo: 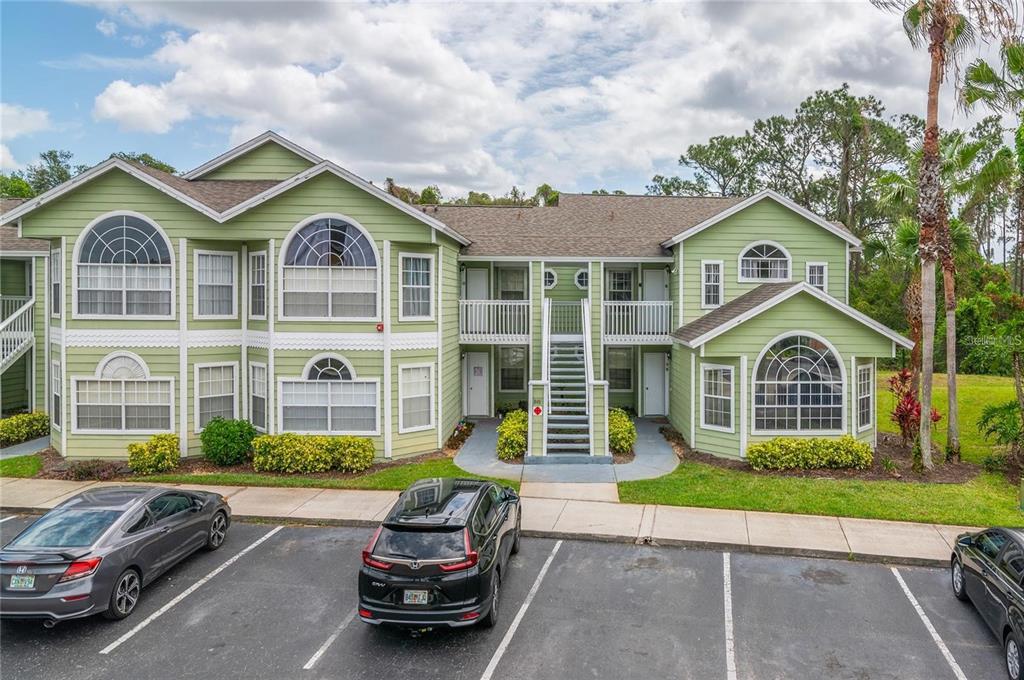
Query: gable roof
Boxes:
[
  {"xmin": 0, "ymin": 198, "xmax": 48, "ymax": 255},
  {"xmin": 671, "ymin": 281, "xmax": 912, "ymax": 349},
  {"xmin": 182, "ymin": 131, "xmax": 322, "ymax": 180},
  {"xmin": 660, "ymin": 190, "xmax": 862, "ymax": 249}
]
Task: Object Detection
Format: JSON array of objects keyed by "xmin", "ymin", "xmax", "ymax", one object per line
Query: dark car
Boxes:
[
  {"xmin": 358, "ymin": 478, "xmax": 521, "ymax": 630},
  {"xmin": 0, "ymin": 486, "xmax": 231, "ymax": 626},
  {"xmin": 951, "ymin": 527, "xmax": 1024, "ymax": 679}
]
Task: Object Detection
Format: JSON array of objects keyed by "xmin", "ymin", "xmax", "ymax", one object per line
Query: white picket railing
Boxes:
[
  {"xmin": 0, "ymin": 296, "xmax": 31, "ymax": 320},
  {"xmin": 602, "ymin": 301, "xmax": 672, "ymax": 340},
  {"xmin": 549, "ymin": 300, "xmax": 582, "ymax": 337},
  {"xmin": 0, "ymin": 298, "xmax": 35, "ymax": 372},
  {"xmin": 458, "ymin": 300, "xmax": 530, "ymax": 342}
]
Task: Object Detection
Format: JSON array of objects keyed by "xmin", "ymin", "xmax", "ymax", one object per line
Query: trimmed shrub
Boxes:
[
  {"xmin": 747, "ymin": 436, "xmax": 873, "ymax": 471},
  {"xmin": 127, "ymin": 434, "xmax": 180, "ymax": 475},
  {"xmin": 608, "ymin": 408, "xmax": 637, "ymax": 454},
  {"xmin": 251, "ymin": 434, "xmax": 375, "ymax": 474},
  {"xmin": 496, "ymin": 410, "xmax": 528, "ymax": 461},
  {"xmin": 65, "ymin": 459, "xmax": 125, "ymax": 481},
  {"xmin": 0, "ymin": 412, "xmax": 50, "ymax": 447},
  {"xmin": 200, "ymin": 417, "xmax": 257, "ymax": 466}
]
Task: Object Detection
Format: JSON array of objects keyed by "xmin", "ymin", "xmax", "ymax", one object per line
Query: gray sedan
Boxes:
[{"xmin": 0, "ymin": 486, "xmax": 231, "ymax": 626}]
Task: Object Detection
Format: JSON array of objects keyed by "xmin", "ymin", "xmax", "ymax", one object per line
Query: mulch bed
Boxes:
[{"xmin": 660, "ymin": 426, "xmax": 982, "ymax": 484}]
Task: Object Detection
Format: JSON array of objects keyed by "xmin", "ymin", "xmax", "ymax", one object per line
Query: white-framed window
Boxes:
[
  {"xmin": 51, "ymin": 360, "xmax": 61, "ymax": 429},
  {"xmin": 497, "ymin": 268, "xmax": 527, "ymax": 300},
  {"xmin": 249, "ymin": 251, "xmax": 267, "ymax": 319},
  {"xmin": 195, "ymin": 250, "xmax": 237, "ymax": 319},
  {"xmin": 857, "ymin": 364, "xmax": 873, "ymax": 431},
  {"xmin": 606, "ymin": 347, "xmax": 633, "ymax": 391},
  {"xmin": 75, "ymin": 213, "xmax": 173, "ymax": 318},
  {"xmin": 399, "ymin": 364, "xmax": 434, "ymax": 433},
  {"xmin": 574, "ymin": 268, "xmax": 589, "ymax": 290},
  {"xmin": 50, "ymin": 249, "xmax": 61, "ymax": 318},
  {"xmin": 73, "ymin": 353, "xmax": 173, "ymax": 434},
  {"xmin": 281, "ymin": 216, "xmax": 379, "ymax": 320},
  {"xmin": 543, "ymin": 269, "xmax": 557, "ymax": 290},
  {"xmin": 739, "ymin": 242, "xmax": 791, "ymax": 282},
  {"xmin": 195, "ymin": 363, "xmax": 238, "ymax": 431},
  {"xmin": 806, "ymin": 262, "xmax": 828, "ymax": 293},
  {"xmin": 280, "ymin": 355, "xmax": 379, "ymax": 434},
  {"xmin": 701, "ymin": 364, "xmax": 734, "ymax": 432},
  {"xmin": 702, "ymin": 260, "xmax": 723, "ymax": 309},
  {"xmin": 607, "ymin": 270, "xmax": 633, "ymax": 301},
  {"xmin": 249, "ymin": 362, "xmax": 267, "ymax": 432},
  {"xmin": 399, "ymin": 253, "xmax": 434, "ymax": 321},
  {"xmin": 753, "ymin": 334, "xmax": 843, "ymax": 433},
  {"xmin": 498, "ymin": 346, "xmax": 526, "ymax": 392}
]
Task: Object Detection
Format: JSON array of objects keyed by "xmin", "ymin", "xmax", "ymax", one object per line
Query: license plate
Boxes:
[
  {"xmin": 9, "ymin": 575, "xmax": 34, "ymax": 589},
  {"xmin": 403, "ymin": 589, "xmax": 429, "ymax": 605}
]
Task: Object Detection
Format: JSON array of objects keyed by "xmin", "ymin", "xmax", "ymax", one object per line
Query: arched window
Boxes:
[
  {"xmin": 281, "ymin": 355, "xmax": 378, "ymax": 434},
  {"xmin": 739, "ymin": 242, "xmax": 790, "ymax": 282},
  {"xmin": 98, "ymin": 353, "xmax": 148, "ymax": 379},
  {"xmin": 282, "ymin": 217, "xmax": 378, "ymax": 319},
  {"xmin": 75, "ymin": 353, "xmax": 172, "ymax": 433},
  {"xmin": 753, "ymin": 334, "xmax": 843, "ymax": 432},
  {"xmin": 77, "ymin": 214, "xmax": 173, "ymax": 317}
]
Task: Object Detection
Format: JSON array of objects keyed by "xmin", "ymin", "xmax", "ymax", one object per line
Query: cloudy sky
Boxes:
[{"xmin": 0, "ymin": 1, "xmax": 1005, "ymax": 197}]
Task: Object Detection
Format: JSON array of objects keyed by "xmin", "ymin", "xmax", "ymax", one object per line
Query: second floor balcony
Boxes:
[
  {"xmin": 459, "ymin": 300, "xmax": 530, "ymax": 343},
  {"xmin": 602, "ymin": 301, "xmax": 672, "ymax": 343}
]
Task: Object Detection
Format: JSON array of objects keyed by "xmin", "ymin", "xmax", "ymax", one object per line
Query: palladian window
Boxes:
[
  {"xmin": 74, "ymin": 354, "xmax": 173, "ymax": 433},
  {"xmin": 739, "ymin": 243, "xmax": 790, "ymax": 281},
  {"xmin": 280, "ymin": 356, "xmax": 378, "ymax": 434},
  {"xmin": 753, "ymin": 335, "xmax": 843, "ymax": 432}
]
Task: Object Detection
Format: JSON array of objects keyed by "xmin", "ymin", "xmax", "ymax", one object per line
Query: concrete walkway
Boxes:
[
  {"xmin": 0, "ymin": 477, "xmax": 974, "ymax": 566},
  {"xmin": 0, "ymin": 436, "xmax": 49, "ymax": 460},
  {"xmin": 454, "ymin": 417, "xmax": 679, "ymax": 483}
]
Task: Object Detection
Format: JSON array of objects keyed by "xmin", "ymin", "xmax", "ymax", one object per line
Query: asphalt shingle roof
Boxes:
[
  {"xmin": 0, "ymin": 199, "xmax": 48, "ymax": 254},
  {"xmin": 125, "ymin": 162, "xmax": 280, "ymax": 213},
  {"xmin": 671, "ymin": 282, "xmax": 799, "ymax": 345}
]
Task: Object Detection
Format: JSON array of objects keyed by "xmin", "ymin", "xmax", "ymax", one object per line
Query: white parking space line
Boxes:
[
  {"xmin": 891, "ymin": 567, "xmax": 968, "ymax": 680},
  {"xmin": 0, "ymin": 516, "xmax": 18, "ymax": 524},
  {"xmin": 723, "ymin": 553, "xmax": 737, "ymax": 680},
  {"xmin": 479, "ymin": 540, "xmax": 563, "ymax": 680},
  {"xmin": 303, "ymin": 608, "xmax": 357, "ymax": 670},
  {"xmin": 99, "ymin": 526, "xmax": 283, "ymax": 656}
]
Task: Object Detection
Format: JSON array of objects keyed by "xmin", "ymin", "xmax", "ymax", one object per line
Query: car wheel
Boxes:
[
  {"xmin": 205, "ymin": 511, "xmax": 228, "ymax": 551},
  {"xmin": 951, "ymin": 558, "xmax": 969, "ymax": 602},
  {"xmin": 1007, "ymin": 633, "xmax": 1022, "ymax": 680},
  {"xmin": 103, "ymin": 569, "xmax": 141, "ymax": 621},
  {"xmin": 480, "ymin": 572, "xmax": 500, "ymax": 629},
  {"xmin": 511, "ymin": 511, "xmax": 521, "ymax": 556}
]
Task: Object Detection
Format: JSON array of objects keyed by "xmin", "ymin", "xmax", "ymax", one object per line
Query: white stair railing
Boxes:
[
  {"xmin": 581, "ymin": 298, "xmax": 593, "ymax": 418},
  {"xmin": 549, "ymin": 300, "xmax": 582, "ymax": 336},
  {"xmin": 0, "ymin": 299, "xmax": 34, "ymax": 373}
]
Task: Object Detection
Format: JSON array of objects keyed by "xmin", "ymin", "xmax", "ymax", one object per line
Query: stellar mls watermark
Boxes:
[{"xmin": 963, "ymin": 335, "xmax": 1024, "ymax": 350}]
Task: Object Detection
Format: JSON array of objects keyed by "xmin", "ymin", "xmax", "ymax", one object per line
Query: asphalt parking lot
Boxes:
[{"xmin": 0, "ymin": 514, "xmax": 1005, "ymax": 680}]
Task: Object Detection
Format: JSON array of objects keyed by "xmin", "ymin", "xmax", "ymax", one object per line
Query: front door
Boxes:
[
  {"xmin": 466, "ymin": 269, "xmax": 488, "ymax": 300},
  {"xmin": 465, "ymin": 352, "xmax": 490, "ymax": 416},
  {"xmin": 642, "ymin": 269, "xmax": 668, "ymax": 301},
  {"xmin": 643, "ymin": 352, "xmax": 666, "ymax": 416}
]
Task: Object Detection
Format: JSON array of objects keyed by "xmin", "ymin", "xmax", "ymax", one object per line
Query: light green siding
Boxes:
[
  {"xmin": 543, "ymin": 264, "xmax": 586, "ymax": 301},
  {"xmin": 691, "ymin": 356, "xmax": 741, "ymax": 458},
  {"xmin": 0, "ymin": 259, "xmax": 28, "ymax": 295},
  {"xmin": 439, "ymin": 241, "xmax": 462, "ymax": 443},
  {"xmin": 668, "ymin": 344, "xmax": 692, "ymax": 440},
  {"xmin": 1, "ymin": 353, "xmax": 29, "ymax": 415},
  {"xmin": 202, "ymin": 141, "xmax": 316, "ymax": 180}
]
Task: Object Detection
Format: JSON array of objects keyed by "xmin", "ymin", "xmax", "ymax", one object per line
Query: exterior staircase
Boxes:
[
  {"xmin": 0, "ymin": 296, "xmax": 34, "ymax": 374},
  {"xmin": 546, "ymin": 341, "xmax": 590, "ymax": 455}
]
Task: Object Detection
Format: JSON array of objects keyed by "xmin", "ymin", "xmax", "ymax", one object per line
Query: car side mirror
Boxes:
[
  {"xmin": 190, "ymin": 499, "xmax": 203, "ymax": 512},
  {"xmin": 503, "ymin": 488, "xmax": 518, "ymax": 502}
]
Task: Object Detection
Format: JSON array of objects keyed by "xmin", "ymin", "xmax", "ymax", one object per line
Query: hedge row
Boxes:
[
  {"xmin": 252, "ymin": 433, "xmax": 375, "ymax": 474},
  {"xmin": 747, "ymin": 436, "xmax": 873, "ymax": 471},
  {"xmin": 0, "ymin": 412, "xmax": 49, "ymax": 448}
]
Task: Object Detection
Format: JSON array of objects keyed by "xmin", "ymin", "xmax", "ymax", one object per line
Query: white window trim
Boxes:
[
  {"xmin": 193, "ymin": 361, "xmax": 239, "ymax": 433},
  {"xmin": 249, "ymin": 250, "xmax": 267, "ymax": 320},
  {"xmin": 737, "ymin": 240, "xmax": 792, "ymax": 283},
  {"xmin": 249, "ymin": 360, "xmax": 268, "ymax": 432},
  {"xmin": 194, "ymin": 249, "xmax": 238, "ymax": 320},
  {"xmin": 70, "ymin": 210, "xmax": 176, "ymax": 321},
  {"xmin": 606, "ymin": 269, "xmax": 634, "ymax": 301},
  {"xmin": 700, "ymin": 362, "xmax": 734, "ymax": 433},
  {"xmin": 277, "ymin": 212, "xmax": 383, "ymax": 323},
  {"xmin": 700, "ymin": 259, "xmax": 724, "ymax": 310},
  {"xmin": 50, "ymin": 248, "xmax": 61, "ymax": 319},
  {"xmin": 277, "ymin": 376, "xmax": 381, "ymax": 436},
  {"xmin": 606, "ymin": 346, "xmax": 634, "ymax": 392},
  {"xmin": 497, "ymin": 346, "xmax": 527, "ymax": 392},
  {"xmin": 51, "ymin": 360, "xmax": 61, "ymax": 431},
  {"xmin": 857, "ymin": 363, "xmax": 874, "ymax": 432},
  {"xmin": 543, "ymin": 268, "xmax": 558, "ymax": 290},
  {"xmin": 574, "ymin": 268, "xmax": 589, "ymax": 290},
  {"xmin": 70, "ymin": 376, "xmax": 175, "ymax": 436},
  {"xmin": 806, "ymin": 261, "xmax": 828, "ymax": 294},
  {"xmin": 398, "ymin": 362, "xmax": 435, "ymax": 434},
  {"xmin": 398, "ymin": 251, "xmax": 435, "ymax": 322}
]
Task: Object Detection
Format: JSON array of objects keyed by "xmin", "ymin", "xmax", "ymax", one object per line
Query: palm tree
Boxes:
[{"xmin": 871, "ymin": 0, "xmax": 1017, "ymax": 468}]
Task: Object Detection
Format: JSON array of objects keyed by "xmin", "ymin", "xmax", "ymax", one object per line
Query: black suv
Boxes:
[{"xmin": 358, "ymin": 478, "xmax": 521, "ymax": 629}]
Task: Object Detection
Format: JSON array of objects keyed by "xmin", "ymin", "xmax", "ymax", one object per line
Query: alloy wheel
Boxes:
[
  {"xmin": 952, "ymin": 561, "xmax": 963, "ymax": 595},
  {"xmin": 115, "ymin": 571, "xmax": 140, "ymax": 616},
  {"xmin": 491, "ymin": 576, "xmax": 499, "ymax": 619},
  {"xmin": 1009, "ymin": 637, "xmax": 1021, "ymax": 680},
  {"xmin": 210, "ymin": 514, "xmax": 227, "ymax": 548}
]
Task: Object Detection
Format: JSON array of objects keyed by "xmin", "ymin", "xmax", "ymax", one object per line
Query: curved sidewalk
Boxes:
[{"xmin": 453, "ymin": 417, "xmax": 679, "ymax": 483}]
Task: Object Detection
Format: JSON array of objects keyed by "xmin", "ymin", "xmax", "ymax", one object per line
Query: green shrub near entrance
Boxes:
[
  {"xmin": 608, "ymin": 408, "xmax": 637, "ymax": 454},
  {"xmin": 200, "ymin": 417, "xmax": 258, "ymax": 466},
  {"xmin": 0, "ymin": 412, "xmax": 49, "ymax": 447},
  {"xmin": 127, "ymin": 434, "xmax": 180, "ymax": 475},
  {"xmin": 496, "ymin": 410, "xmax": 528, "ymax": 461},
  {"xmin": 748, "ymin": 436, "xmax": 873, "ymax": 471},
  {"xmin": 251, "ymin": 433, "xmax": 375, "ymax": 474}
]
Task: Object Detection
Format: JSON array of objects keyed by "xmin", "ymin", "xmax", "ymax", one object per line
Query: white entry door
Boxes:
[
  {"xmin": 466, "ymin": 269, "xmax": 488, "ymax": 299},
  {"xmin": 465, "ymin": 352, "xmax": 490, "ymax": 416},
  {"xmin": 643, "ymin": 352, "xmax": 667, "ymax": 416},
  {"xmin": 642, "ymin": 269, "xmax": 668, "ymax": 301}
]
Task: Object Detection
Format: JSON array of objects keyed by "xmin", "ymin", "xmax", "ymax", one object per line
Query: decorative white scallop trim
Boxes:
[
  {"xmin": 188, "ymin": 330, "xmax": 244, "ymax": 347},
  {"xmin": 50, "ymin": 326, "xmax": 62, "ymax": 344},
  {"xmin": 57, "ymin": 329, "xmax": 437, "ymax": 351},
  {"xmin": 64, "ymin": 329, "xmax": 180, "ymax": 347}
]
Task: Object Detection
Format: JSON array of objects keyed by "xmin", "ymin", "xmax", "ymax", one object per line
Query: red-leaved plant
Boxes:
[{"xmin": 888, "ymin": 368, "xmax": 941, "ymax": 445}]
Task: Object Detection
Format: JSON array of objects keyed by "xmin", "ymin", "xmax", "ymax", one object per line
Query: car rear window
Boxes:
[
  {"xmin": 7, "ymin": 509, "xmax": 123, "ymax": 548},
  {"xmin": 374, "ymin": 527, "xmax": 465, "ymax": 560}
]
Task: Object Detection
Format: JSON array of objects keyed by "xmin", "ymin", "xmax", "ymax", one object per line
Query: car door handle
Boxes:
[{"xmin": 158, "ymin": 526, "xmax": 170, "ymax": 534}]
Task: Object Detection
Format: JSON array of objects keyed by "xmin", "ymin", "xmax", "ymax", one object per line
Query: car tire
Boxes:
[
  {"xmin": 951, "ymin": 558, "xmax": 969, "ymax": 602},
  {"xmin": 205, "ymin": 511, "xmax": 228, "ymax": 551},
  {"xmin": 511, "ymin": 511, "xmax": 521, "ymax": 556},
  {"xmin": 1007, "ymin": 632, "xmax": 1022, "ymax": 680},
  {"xmin": 480, "ymin": 572, "xmax": 500, "ymax": 629},
  {"xmin": 102, "ymin": 569, "xmax": 141, "ymax": 621}
]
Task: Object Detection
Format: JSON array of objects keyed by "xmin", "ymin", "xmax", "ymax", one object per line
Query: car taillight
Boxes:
[
  {"xmin": 58, "ymin": 556, "xmax": 102, "ymax": 583},
  {"xmin": 361, "ymin": 526, "xmax": 393, "ymax": 571},
  {"xmin": 439, "ymin": 528, "xmax": 479, "ymax": 573}
]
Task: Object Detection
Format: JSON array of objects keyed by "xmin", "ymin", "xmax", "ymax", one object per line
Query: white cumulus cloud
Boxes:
[
  {"xmin": 96, "ymin": 18, "xmax": 117, "ymax": 37},
  {"xmin": 0, "ymin": 103, "xmax": 52, "ymax": 169}
]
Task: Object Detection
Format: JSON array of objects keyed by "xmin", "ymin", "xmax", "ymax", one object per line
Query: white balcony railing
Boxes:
[
  {"xmin": 459, "ymin": 300, "xmax": 530, "ymax": 342},
  {"xmin": 549, "ymin": 300, "xmax": 582, "ymax": 338},
  {"xmin": 602, "ymin": 301, "xmax": 672, "ymax": 341},
  {"xmin": 0, "ymin": 296, "xmax": 31, "ymax": 320}
]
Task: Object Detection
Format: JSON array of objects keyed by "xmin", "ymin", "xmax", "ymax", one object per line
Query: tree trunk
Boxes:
[
  {"xmin": 1014, "ymin": 352, "xmax": 1024, "ymax": 416},
  {"xmin": 941, "ymin": 258, "xmax": 960, "ymax": 461},
  {"xmin": 904, "ymin": 272, "xmax": 923, "ymax": 394}
]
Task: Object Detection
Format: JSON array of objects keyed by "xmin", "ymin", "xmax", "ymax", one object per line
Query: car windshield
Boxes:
[
  {"xmin": 374, "ymin": 527, "xmax": 464, "ymax": 560},
  {"xmin": 6, "ymin": 509, "xmax": 123, "ymax": 549}
]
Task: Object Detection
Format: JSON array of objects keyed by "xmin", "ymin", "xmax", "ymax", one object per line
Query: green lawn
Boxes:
[
  {"xmin": 0, "ymin": 454, "xmax": 42, "ymax": 478},
  {"xmin": 620, "ymin": 373, "xmax": 1022, "ymax": 527}
]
